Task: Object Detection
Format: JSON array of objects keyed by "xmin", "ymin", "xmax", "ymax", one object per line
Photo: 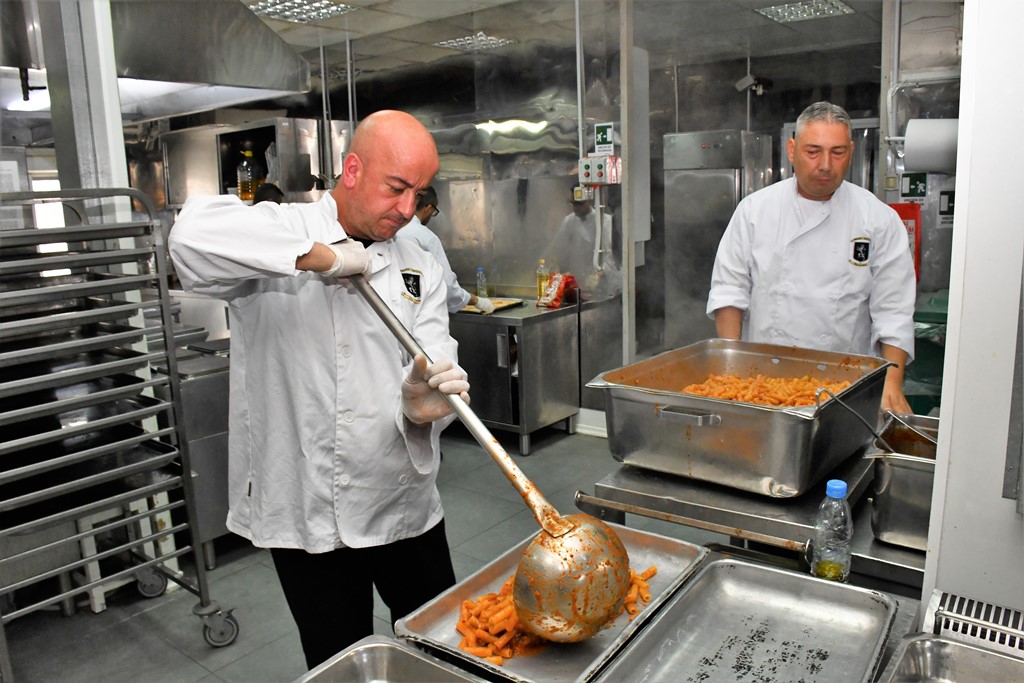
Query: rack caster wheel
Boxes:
[
  {"xmin": 136, "ymin": 567, "xmax": 168, "ymax": 598},
  {"xmin": 202, "ymin": 611, "xmax": 240, "ymax": 647}
]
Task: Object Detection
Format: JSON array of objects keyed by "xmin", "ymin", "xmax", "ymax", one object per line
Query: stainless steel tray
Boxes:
[
  {"xmin": 592, "ymin": 559, "xmax": 897, "ymax": 683},
  {"xmin": 0, "ymin": 298, "xmax": 147, "ymax": 342},
  {"xmin": 881, "ymin": 634, "xmax": 1024, "ymax": 682},
  {"xmin": 396, "ymin": 523, "xmax": 709, "ymax": 683},
  {"xmin": 588, "ymin": 339, "xmax": 889, "ymax": 497},
  {"xmin": 296, "ymin": 634, "xmax": 487, "ymax": 683},
  {"xmin": 0, "ymin": 271, "xmax": 156, "ymax": 307},
  {"xmin": 0, "ymin": 247, "xmax": 154, "ymax": 277},
  {"xmin": 1, "ymin": 394, "xmax": 171, "ymax": 456},
  {"xmin": 0, "ymin": 220, "xmax": 152, "ymax": 248},
  {"xmin": 0, "ymin": 374, "xmax": 155, "ymax": 426},
  {"xmin": 0, "ymin": 427, "xmax": 178, "ymax": 516},
  {"xmin": 0, "ymin": 348, "xmax": 152, "ymax": 399},
  {"xmin": 0, "ymin": 321, "xmax": 148, "ymax": 368}
]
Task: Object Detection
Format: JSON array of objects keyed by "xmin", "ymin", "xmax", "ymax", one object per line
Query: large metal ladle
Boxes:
[{"xmin": 349, "ymin": 274, "xmax": 631, "ymax": 642}]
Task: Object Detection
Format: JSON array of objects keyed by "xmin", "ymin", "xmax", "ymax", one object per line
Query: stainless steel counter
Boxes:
[
  {"xmin": 155, "ymin": 350, "xmax": 230, "ymax": 569},
  {"xmin": 579, "ymin": 453, "xmax": 926, "ymax": 593},
  {"xmin": 450, "ymin": 303, "xmax": 579, "ymax": 454}
]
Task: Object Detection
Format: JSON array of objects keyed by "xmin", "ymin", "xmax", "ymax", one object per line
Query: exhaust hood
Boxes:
[{"xmin": 1, "ymin": 0, "xmax": 310, "ymax": 124}]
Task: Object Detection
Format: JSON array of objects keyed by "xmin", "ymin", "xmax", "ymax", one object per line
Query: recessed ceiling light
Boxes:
[
  {"xmin": 249, "ymin": 0, "xmax": 356, "ymax": 24},
  {"xmin": 756, "ymin": 0, "xmax": 854, "ymax": 23},
  {"xmin": 435, "ymin": 31, "xmax": 517, "ymax": 53}
]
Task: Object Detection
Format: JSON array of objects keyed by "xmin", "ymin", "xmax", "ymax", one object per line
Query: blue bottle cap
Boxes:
[
  {"xmin": 826, "ymin": 479, "xmax": 847, "ymax": 498},
  {"xmin": 477, "ymin": 266, "xmax": 484, "ymax": 272}
]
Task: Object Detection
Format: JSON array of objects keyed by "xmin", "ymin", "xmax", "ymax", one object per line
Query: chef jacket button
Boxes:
[
  {"xmin": 340, "ymin": 474, "xmax": 350, "ymax": 486},
  {"xmin": 819, "ymin": 334, "xmax": 829, "ymax": 342},
  {"xmin": 344, "ymin": 411, "xmax": 355, "ymax": 423},
  {"xmin": 341, "ymin": 345, "xmax": 352, "ymax": 358},
  {"xmin": 399, "ymin": 474, "xmax": 409, "ymax": 485}
]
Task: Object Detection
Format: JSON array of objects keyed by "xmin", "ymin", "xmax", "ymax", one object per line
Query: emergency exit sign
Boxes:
[{"xmin": 595, "ymin": 123, "xmax": 614, "ymax": 154}]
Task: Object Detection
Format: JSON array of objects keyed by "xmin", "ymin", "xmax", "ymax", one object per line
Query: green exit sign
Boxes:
[{"xmin": 595, "ymin": 123, "xmax": 614, "ymax": 153}]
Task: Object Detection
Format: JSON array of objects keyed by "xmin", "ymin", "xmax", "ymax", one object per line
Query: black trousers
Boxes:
[{"xmin": 270, "ymin": 519, "xmax": 456, "ymax": 670}]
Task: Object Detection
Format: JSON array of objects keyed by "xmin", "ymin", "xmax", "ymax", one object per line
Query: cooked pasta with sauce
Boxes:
[{"xmin": 681, "ymin": 374, "xmax": 851, "ymax": 407}]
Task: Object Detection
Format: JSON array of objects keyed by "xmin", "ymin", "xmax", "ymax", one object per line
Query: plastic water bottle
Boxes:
[
  {"xmin": 476, "ymin": 266, "xmax": 488, "ymax": 297},
  {"xmin": 811, "ymin": 479, "xmax": 853, "ymax": 582},
  {"xmin": 536, "ymin": 259, "xmax": 550, "ymax": 300}
]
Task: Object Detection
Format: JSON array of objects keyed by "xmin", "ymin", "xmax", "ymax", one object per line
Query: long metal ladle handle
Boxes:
[
  {"xmin": 349, "ymin": 274, "xmax": 574, "ymax": 538},
  {"xmin": 885, "ymin": 410, "xmax": 939, "ymax": 446},
  {"xmin": 815, "ymin": 387, "xmax": 896, "ymax": 453}
]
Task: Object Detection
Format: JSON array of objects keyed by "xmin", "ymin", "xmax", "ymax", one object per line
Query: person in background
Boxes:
[
  {"xmin": 544, "ymin": 187, "xmax": 619, "ymax": 295},
  {"xmin": 253, "ymin": 182, "xmax": 284, "ymax": 204},
  {"xmin": 396, "ymin": 186, "xmax": 495, "ymax": 314},
  {"xmin": 169, "ymin": 110, "xmax": 468, "ymax": 670},
  {"xmin": 706, "ymin": 101, "xmax": 915, "ymax": 413}
]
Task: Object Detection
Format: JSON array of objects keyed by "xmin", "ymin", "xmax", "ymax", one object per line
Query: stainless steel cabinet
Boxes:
[
  {"xmin": 450, "ymin": 304, "xmax": 579, "ymax": 455},
  {"xmin": 155, "ymin": 351, "xmax": 230, "ymax": 570},
  {"xmin": 662, "ymin": 131, "xmax": 771, "ymax": 350},
  {"xmin": 161, "ymin": 117, "xmax": 350, "ymax": 207},
  {"xmin": 0, "ymin": 188, "xmax": 237, "ymax": 681}
]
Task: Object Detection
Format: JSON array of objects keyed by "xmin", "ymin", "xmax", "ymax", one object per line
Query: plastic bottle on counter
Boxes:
[
  {"xmin": 476, "ymin": 266, "xmax": 488, "ymax": 297},
  {"xmin": 236, "ymin": 150, "xmax": 257, "ymax": 202},
  {"xmin": 536, "ymin": 258, "xmax": 550, "ymax": 300},
  {"xmin": 810, "ymin": 479, "xmax": 853, "ymax": 582}
]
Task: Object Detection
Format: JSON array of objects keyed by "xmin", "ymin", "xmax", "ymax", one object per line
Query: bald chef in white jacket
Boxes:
[
  {"xmin": 170, "ymin": 110, "xmax": 469, "ymax": 670},
  {"xmin": 707, "ymin": 102, "xmax": 915, "ymax": 413}
]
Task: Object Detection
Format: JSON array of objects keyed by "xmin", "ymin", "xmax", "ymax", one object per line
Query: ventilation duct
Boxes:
[{"xmin": 2, "ymin": 0, "xmax": 310, "ymax": 123}]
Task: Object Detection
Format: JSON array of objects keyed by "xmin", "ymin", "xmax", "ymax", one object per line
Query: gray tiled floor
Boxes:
[{"xmin": 3, "ymin": 426, "xmax": 724, "ymax": 683}]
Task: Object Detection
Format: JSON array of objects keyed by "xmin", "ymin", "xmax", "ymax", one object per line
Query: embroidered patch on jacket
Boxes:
[
  {"xmin": 401, "ymin": 269, "xmax": 423, "ymax": 303},
  {"xmin": 849, "ymin": 237, "xmax": 871, "ymax": 266}
]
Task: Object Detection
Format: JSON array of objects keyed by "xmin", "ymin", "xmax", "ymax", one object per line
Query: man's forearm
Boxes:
[
  {"xmin": 714, "ymin": 306, "xmax": 744, "ymax": 339},
  {"xmin": 295, "ymin": 242, "xmax": 337, "ymax": 272},
  {"xmin": 879, "ymin": 343, "xmax": 908, "ymax": 384}
]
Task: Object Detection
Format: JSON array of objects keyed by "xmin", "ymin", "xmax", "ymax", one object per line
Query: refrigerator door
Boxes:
[
  {"xmin": 662, "ymin": 130, "xmax": 771, "ymax": 351},
  {"xmin": 663, "ymin": 167, "xmax": 740, "ymax": 349}
]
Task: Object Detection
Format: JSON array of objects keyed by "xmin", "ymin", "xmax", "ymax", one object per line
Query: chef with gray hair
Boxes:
[{"xmin": 707, "ymin": 101, "xmax": 916, "ymax": 413}]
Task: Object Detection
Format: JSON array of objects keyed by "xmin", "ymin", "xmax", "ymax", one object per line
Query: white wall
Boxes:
[{"xmin": 923, "ymin": 0, "xmax": 1024, "ymax": 610}]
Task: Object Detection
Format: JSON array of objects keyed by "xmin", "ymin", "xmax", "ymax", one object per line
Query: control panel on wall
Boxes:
[{"xmin": 578, "ymin": 155, "xmax": 622, "ymax": 186}]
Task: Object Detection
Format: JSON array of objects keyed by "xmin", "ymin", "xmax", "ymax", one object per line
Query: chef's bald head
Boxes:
[{"xmin": 334, "ymin": 111, "xmax": 439, "ymax": 241}]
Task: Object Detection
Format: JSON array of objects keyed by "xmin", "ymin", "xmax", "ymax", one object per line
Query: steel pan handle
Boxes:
[
  {"xmin": 656, "ymin": 405, "xmax": 721, "ymax": 426},
  {"xmin": 348, "ymin": 274, "xmax": 573, "ymax": 538}
]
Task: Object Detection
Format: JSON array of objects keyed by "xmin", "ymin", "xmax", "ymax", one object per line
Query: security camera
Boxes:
[{"xmin": 734, "ymin": 74, "xmax": 757, "ymax": 92}]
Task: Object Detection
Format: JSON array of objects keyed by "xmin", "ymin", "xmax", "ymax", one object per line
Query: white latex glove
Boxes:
[
  {"xmin": 402, "ymin": 354, "xmax": 470, "ymax": 424},
  {"xmin": 319, "ymin": 241, "xmax": 371, "ymax": 278},
  {"xmin": 475, "ymin": 297, "xmax": 496, "ymax": 314}
]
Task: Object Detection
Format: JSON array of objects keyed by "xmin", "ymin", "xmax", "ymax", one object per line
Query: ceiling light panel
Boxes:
[
  {"xmin": 434, "ymin": 31, "xmax": 517, "ymax": 53},
  {"xmin": 249, "ymin": 0, "xmax": 357, "ymax": 24},
  {"xmin": 756, "ymin": 0, "xmax": 854, "ymax": 24}
]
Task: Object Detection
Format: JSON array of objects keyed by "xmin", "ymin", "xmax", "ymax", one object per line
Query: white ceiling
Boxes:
[{"xmin": 244, "ymin": 0, "xmax": 885, "ymax": 80}]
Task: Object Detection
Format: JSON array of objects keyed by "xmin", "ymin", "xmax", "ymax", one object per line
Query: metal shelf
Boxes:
[
  {"xmin": 0, "ymin": 247, "xmax": 156, "ymax": 277},
  {"xmin": 0, "ymin": 187, "xmax": 237, "ymax": 682}
]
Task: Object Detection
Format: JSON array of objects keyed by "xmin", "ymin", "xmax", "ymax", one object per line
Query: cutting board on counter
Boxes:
[{"xmin": 461, "ymin": 298, "xmax": 524, "ymax": 314}]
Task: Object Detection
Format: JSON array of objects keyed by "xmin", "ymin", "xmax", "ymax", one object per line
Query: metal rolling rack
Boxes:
[{"xmin": 0, "ymin": 188, "xmax": 237, "ymax": 682}]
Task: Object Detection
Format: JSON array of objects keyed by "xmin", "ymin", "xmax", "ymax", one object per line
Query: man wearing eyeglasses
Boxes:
[{"xmin": 396, "ymin": 186, "xmax": 495, "ymax": 314}]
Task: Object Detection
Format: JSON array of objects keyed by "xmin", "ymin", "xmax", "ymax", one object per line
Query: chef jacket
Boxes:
[
  {"xmin": 169, "ymin": 193, "xmax": 459, "ymax": 552},
  {"xmin": 395, "ymin": 215, "xmax": 471, "ymax": 313},
  {"xmin": 706, "ymin": 178, "xmax": 916, "ymax": 361}
]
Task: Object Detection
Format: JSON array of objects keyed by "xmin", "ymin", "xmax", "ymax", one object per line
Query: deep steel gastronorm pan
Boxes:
[{"xmin": 588, "ymin": 339, "xmax": 889, "ymax": 497}]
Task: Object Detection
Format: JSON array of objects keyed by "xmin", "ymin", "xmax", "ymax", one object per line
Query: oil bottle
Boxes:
[
  {"xmin": 536, "ymin": 259, "xmax": 550, "ymax": 300},
  {"xmin": 237, "ymin": 150, "xmax": 258, "ymax": 202}
]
